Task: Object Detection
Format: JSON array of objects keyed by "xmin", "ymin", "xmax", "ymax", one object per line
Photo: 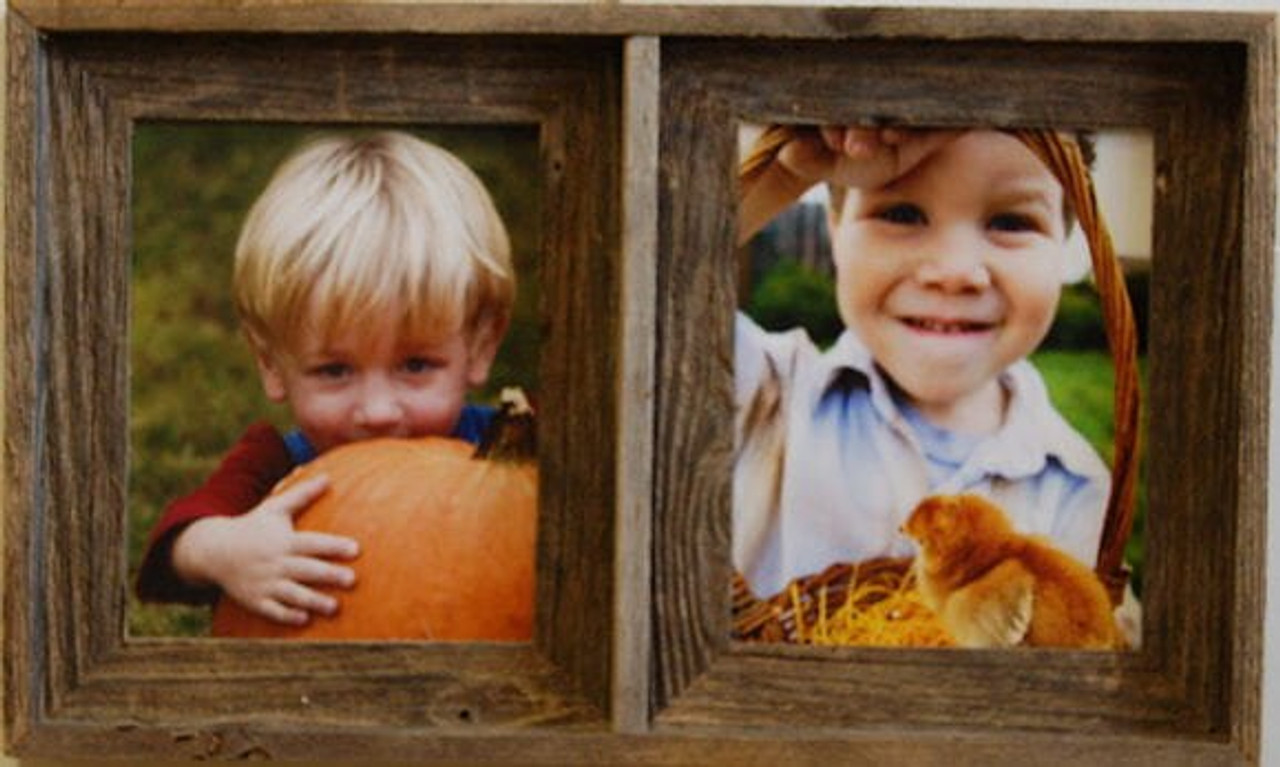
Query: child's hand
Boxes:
[
  {"xmin": 739, "ymin": 126, "xmax": 958, "ymax": 244},
  {"xmin": 777, "ymin": 126, "xmax": 959, "ymax": 192},
  {"xmin": 171, "ymin": 474, "xmax": 360, "ymax": 626}
]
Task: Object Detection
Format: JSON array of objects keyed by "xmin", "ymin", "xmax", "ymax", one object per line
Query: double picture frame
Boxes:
[{"xmin": 4, "ymin": 3, "xmax": 1276, "ymax": 764}]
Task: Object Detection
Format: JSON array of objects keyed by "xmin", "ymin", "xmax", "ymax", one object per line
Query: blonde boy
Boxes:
[
  {"xmin": 734, "ymin": 127, "xmax": 1111, "ymax": 598},
  {"xmin": 136, "ymin": 131, "xmax": 515, "ymax": 626}
]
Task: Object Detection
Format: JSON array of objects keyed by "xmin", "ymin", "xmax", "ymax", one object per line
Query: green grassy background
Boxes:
[
  {"xmin": 1031, "ymin": 349, "xmax": 1148, "ymax": 595},
  {"xmin": 128, "ymin": 123, "xmax": 541, "ymax": 637}
]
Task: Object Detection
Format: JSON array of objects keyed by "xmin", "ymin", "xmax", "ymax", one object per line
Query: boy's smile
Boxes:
[
  {"xmin": 830, "ymin": 131, "xmax": 1066, "ymax": 433},
  {"xmin": 899, "ymin": 317, "xmax": 994, "ymax": 334}
]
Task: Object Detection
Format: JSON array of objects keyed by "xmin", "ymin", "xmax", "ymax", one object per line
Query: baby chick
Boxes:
[{"xmin": 901, "ymin": 494, "xmax": 1120, "ymax": 650}]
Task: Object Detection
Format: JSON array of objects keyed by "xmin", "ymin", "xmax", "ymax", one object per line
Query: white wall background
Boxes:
[{"xmin": 1, "ymin": 1, "xmax": 1276, "ymax": 766}]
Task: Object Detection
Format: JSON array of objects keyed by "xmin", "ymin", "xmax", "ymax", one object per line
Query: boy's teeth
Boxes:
[{"xmin": 909, "ymin": 318, "xmax": 984, "ymax": 333}]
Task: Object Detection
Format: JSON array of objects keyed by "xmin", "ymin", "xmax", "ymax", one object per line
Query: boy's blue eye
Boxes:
[
  {"xmin": 875, "ymin": 203, "xmax": 927, "ymax": 226},
  {"xmin": 311, "ymin": 362, "xmax": 351, "ymax": 379},
  {"xmin": 988, "ymin": 212, "xmax": 1039, "ymax": 233},
  {"xmin": 403, "ymin": 356, "xmax": 440, "ymax": 374}
]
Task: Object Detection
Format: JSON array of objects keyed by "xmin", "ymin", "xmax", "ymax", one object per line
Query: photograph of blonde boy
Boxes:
[
  {"xmin": 127, "ymin": 125, "xmax": 542, "ymax": 640},
  {"xmin": 732, "ymin": 125, "xmax": 1148, "ymax": 650}
]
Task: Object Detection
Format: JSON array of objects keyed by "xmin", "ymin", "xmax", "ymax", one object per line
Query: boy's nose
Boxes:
[
  {"xmin": 915, "ymin": 231, "xmax": 991, "ymax": 292},
  {"xmin": 354, "ymin": 379, "xmax": 404, "ymax": 431}
]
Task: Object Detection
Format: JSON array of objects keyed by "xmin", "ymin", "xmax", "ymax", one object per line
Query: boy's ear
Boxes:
[
  {"xmin": 465, "ymin": 315, "xmax": 508, "ymax": 388},
  {"xmin": 252, "ymin": 346, "xmax": 289, "ymax": 403}
]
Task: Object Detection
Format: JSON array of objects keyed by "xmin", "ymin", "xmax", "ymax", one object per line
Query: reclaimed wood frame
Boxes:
[{"xmin": 4, "ymin": 3, "xmax": 1275, "ymax": 765}]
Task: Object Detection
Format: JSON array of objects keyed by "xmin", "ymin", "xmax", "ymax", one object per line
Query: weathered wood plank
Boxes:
[
  {"xmin": 2, "ymin": 8, "xmax": 44, "ymax": 754},
  {"xmin": 7, "ymin": 1, "xmax": 1276, "ymax": 45},
  {"xmin": 653, "ymin": 58, "xmax": 738, "ymax": 710},
  {"xmin": 6, "ymin": 719, "xmax": 1253, "ymax": 765},
  {"xmin": 532, "ymin": 36, "xmax": 622, "ymax": 721},
  {"xmin": 1141, "ymin": 49, "xmax": 1251, "ymax": 739},
  {"xmin": 613, "ymin": 33, "xmax": 660, "ymax": 734},
  {"xmin": 3, "ymin": 8, "xmax": 1272, "ymax": 765},
  {"xmin": 7, "ymin": 30, "xmax": 623, "ymax": 748},
  {"xmin": 50, "ymin": 34, "xmax": 605, "ymax": 123},
  {"xmin": 1229, "ymin": 19, "xmax": 1277, "ymax": 766},
  {"xmin": 661, "ymin": 37, "xmax": 1217, "ymax": 129},
  {"xmin": 43, "ymin": 27, "xmax": 135, "ymax": 678},
  {"xmin": 651, "ymin": 31, "xmax": 1266, "ymax": 753}
]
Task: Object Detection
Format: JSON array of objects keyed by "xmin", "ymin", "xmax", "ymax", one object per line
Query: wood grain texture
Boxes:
[
  {"xmin": 0, "ymin": 723, "xmax": 1261, "ymax": 765},
  {"xmin": 1149, "ymin": 57, "xmax": 1249, "ymax": 737},
  {"xmin": 651, "ymin": 30, "xmax": 1272, "ymax": 764},
  {"xmin": 613, "ymin": 34, "xmax": 660, "ymax": 733},
  {"xmin": 6, "ymin": 1, "xmax": 1275, "ymax": 44},
  {"xmin": 531, "ymin": 36, "xmax": 622, "ymax": 722},
  {"xmin": 653, "ymin": 68, "xmax": 737, "ymax": 710},
  {"xmin": 5, "ymin": 31, "xmax": 623, "ymax": 754},
  {"xmin": 3, "ymin": 9, "xmax": 42, "ymax": 752},
  {"xmin": 2, "ymin": 7, "xmax": 1274, "ymax": 765},
  {"xmin": 1230, "ymin": 20, "xmax": 1276, "ymax": 766}
]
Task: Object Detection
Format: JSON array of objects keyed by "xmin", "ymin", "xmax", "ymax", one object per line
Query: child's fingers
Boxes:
[
  {"xmin": 817, "ymin": 126, "xmax": 881, "ymax": 158},
  {"xmin": 282, "ymin": 554, "xmax": 357, "ymax": 590},
  {"xmin": 246, "ymin": 594, "xmax": 312, "ymax": 627},
  {"xmin": 879, "ymin": 126, "xmax": 909, "ymax": 145},
  {"xmin": 892, "ymin": 129, "xmax": 964, "ymax": 176},
  {"xmin": 778, "ymin": 127, "xmax": 860, "ymax": 184},
  {"xmin": 265, "ymin": 474, "xmax": 331, "ymax": 517},
  {"xmin": 269, "ymin": 579, "xmax": 341, "ymax": 619},
  {"xmin": 292, "ymin": 530, "xmax": 360, "ymax": 561},
  {"xmin": 819, "ymin": 125, "xmax": 846, "ymax": 152},
  {"xmin": 841, "ymin": 127, "xmax": 882, "ymax": 158}
]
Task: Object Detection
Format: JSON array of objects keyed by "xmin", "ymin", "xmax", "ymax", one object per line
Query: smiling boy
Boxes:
[{"xmin": 734, "ymin": 128, "xmax": 1110, "ymax": 598}]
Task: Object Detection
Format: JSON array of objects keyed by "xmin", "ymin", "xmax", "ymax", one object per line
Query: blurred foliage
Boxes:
[
  {"xmin": 745, "ymin": 259, "xmax": 843, "ymax": 349},
  {"xmin": 1041, "ymin": 273, "xmax": 1150, "ymax": 354},
  {"xmin": 1041, "ymin": 284, "xmax": 1109, "ymax": 351},
  {"xmin": 128, "ymin": 123, "xmax": 541, "ymax": 637}
]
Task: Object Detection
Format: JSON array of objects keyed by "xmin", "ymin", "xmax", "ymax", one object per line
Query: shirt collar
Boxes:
[
  {"xmin": 972, "ymin": 361, "xmax": 1108, "ymax": 481},
  {"xmin": 282, "ymin": 428, "xmax": 318, "ymax": 466},
  {"xmin": 811, "ymin": 331, "xmax": 1107, "ymax": 482},
  {"xmin": 814, "ymin": 330, "xmax": 903, "ymax": 427}
]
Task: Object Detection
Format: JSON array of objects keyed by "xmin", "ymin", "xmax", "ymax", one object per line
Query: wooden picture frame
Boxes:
[
  {"xmin": 5, "ymin": 13, "xmax": 624, "ymax": 756},
  {"xmin": 4, "ymin": 3, "xmax": 1275, "ymax": 765},
  {"xmin": 654, "ymin": 25, "xmax": 1251, "ymax": 717}
]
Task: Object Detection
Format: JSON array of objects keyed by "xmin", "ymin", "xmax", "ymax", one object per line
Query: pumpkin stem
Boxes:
[{"xmin": 474, "ymin": 387, "xmax": 537, "ymax": 462}]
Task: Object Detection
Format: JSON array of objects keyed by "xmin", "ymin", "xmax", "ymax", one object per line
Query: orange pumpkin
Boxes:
[{"xmin": 211, "ymin": 404, "xmax": 537, "ymax": 641}]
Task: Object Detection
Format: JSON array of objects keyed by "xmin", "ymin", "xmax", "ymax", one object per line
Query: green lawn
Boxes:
[
  {"xmin": 1031, "ymin": 350, "xmax": 1119, "ymax": 462},
  {"xmin": 1032, "ymin": 349, "xmax": 1148, "ymax": 596}
]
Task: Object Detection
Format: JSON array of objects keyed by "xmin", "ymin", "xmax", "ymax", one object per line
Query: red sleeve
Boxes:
[{"xmin": 134, "ymin": 422, "xmax": 297, "ymax": 604}]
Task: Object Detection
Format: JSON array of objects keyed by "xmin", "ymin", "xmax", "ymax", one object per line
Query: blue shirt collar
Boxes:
[
  {"xmin": 281, "ymin": 428, "xmax": 318, "ymax": 466},
  {"xmin": 810, "ymin": 329, "xmax": 1106, "ymax": 482},
  {"xmin": 280, "ymin": 403, "xmax": 497, "ymax": 467}
]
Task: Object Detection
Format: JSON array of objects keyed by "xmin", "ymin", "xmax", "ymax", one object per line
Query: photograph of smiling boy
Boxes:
[
  {"xmin": 127, "ymin": 124, "xmax": 541, "ymax": 637},
  {"xmin": 733, "ymin": 125, "xmax": 1149, "ymax": 648}
]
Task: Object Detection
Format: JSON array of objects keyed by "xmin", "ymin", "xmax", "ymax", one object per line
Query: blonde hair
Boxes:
[{"xmin": 233, "ymin": 131, "xmax": 514, "ymax": 357}]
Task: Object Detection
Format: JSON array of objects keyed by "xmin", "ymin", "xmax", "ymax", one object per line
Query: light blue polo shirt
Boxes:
[{"xmin": 734, "ymin": 313, "xmax": 1111, "ymax": 598}]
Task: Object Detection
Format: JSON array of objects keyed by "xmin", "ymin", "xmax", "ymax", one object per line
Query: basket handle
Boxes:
[
  {"xmin": 1013, "ymin": 130, "xmax": 1141, "ymax": 605},
  {"xmin": 739, "ymin": 126, "xmax": 1142, "ymax": 605}
]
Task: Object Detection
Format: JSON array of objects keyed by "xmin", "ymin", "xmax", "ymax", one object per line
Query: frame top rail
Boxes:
[{"xmin": 8, "ymin": 1, "xmax": 1276, "ymax": 42}]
